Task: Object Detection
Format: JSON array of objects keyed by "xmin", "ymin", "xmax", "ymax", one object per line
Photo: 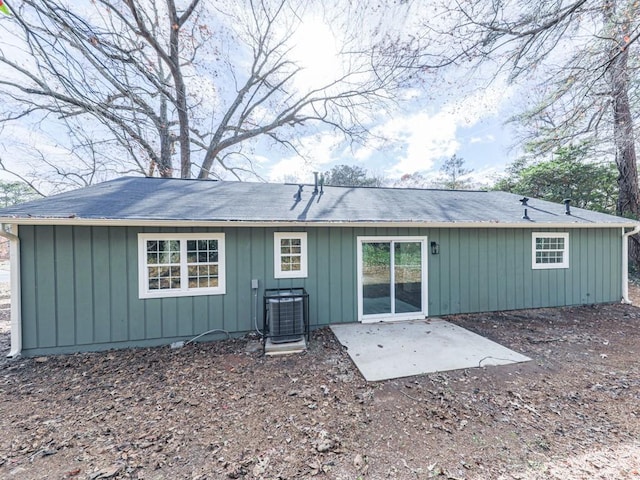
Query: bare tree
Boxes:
[{"xmin": 0, "ymin": 0, "xmax": 413, "ymax": 189}]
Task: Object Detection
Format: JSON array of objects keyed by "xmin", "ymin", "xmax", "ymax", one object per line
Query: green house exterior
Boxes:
[{"xmin": 1, "ymin": 178, "xmax": 637, "ymax": 356}]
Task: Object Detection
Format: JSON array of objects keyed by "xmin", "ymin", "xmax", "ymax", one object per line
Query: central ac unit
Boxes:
[{"xmin": 268, "ymin": 295, "xmax": 304, "ymax": 343}]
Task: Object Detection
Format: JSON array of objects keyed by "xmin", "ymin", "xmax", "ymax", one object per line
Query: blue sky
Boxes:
[
  {"xmin": 261, "ymin": 84, "xmax": 519, "ymax": 186},
  {"xmin": 0, "ymin": 1, "xmax": 522, "ymax": 192},
  {"xmin": 251, "ymin": 8, "xmax": 522, "ymax": 186}
]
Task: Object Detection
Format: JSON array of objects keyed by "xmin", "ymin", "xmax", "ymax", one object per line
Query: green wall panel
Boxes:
[
  {"xmin": 92, "ymin": 227, "xmax": 111, "ymax": 343},
  {"xmin": 35, "ymin": 226, "xmax": 56, "ymax": 348},
  {"xmin": 20, "ymin": 225, "xmax": 37, "ymax": 350},
  {"xmin": 109, "ymin": 227, "xmax": 129, "ymax": 342},
  {"xmin": 73, "ymin": 227, "xmax": 94, "ymax": 345},
  {"xmin": 18, "ymin": 224, "xmax": 625, "ymax": 355}
]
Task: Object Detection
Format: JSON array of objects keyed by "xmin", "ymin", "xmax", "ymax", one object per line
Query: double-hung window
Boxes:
[
  {"xmin": 138, "ymin": 233, "xmax": 225, "ymax": 298},
  {"xmin": 274, "ymin": 232, "xmax": 308, "ymax": 279},
  {"xmin": 532, "ymin": 232, "xmax": 569, "ymax": 269}
]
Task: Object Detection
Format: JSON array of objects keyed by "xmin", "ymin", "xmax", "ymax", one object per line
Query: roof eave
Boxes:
[{"xmin": 0, "ymin": 217, "xmax": 637, "ymax": 229}]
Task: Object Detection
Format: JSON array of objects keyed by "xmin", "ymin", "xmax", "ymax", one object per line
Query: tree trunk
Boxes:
[
  {"xmin": 157, "ymin": 95, "xmax": 173, "ymax": 178},
  {"xmin": 167, "ymin": 0, "xmax": 192, "ymax": 179},
  {"xmin": 610, "ymin": 50, "xmax": 639, "ymax": 219},
  {"xmin": 607, "ymin": 8, "xmax": 640, "ymax": 265}
]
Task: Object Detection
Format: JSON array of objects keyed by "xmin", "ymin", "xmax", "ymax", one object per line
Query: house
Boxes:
[{"xmin": 0, "ymin": 176, "xmax": 638, "ymax": 357}]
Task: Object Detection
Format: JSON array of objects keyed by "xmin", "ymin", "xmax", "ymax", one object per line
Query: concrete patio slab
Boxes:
[{"xmin": 330, "ymin": 319, "xmax": 530, "ymax": 381}]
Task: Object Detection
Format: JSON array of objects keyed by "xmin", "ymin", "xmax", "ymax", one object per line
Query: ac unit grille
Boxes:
[{"xmin": 268, "ymin": 297, "xmax": 304, "ymax": 343}]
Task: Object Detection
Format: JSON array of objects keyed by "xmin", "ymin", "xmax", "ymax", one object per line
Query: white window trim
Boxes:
[
  {"xmin": 532, "ymin": 232, "xmax": 569, "ymax": 270},
  {"xmin": 138, "ymin": 233, "xmax": 226, "ymax": 299},
  {"xmin": 274, "ymin": 232, "xmax": 308, "ymax": 279},
  {"xmin": 356, "ymin": 236, "xmax": 428, "ymax": 323}
]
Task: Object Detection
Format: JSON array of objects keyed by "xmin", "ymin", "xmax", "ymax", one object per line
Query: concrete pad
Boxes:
[
  {"xmin": 264, "ymin": 337, "xmax": 307, "ymax": 356},
  {"xmin": 330, "ymin": 319, "xmax": 530, "ymax": 381}
]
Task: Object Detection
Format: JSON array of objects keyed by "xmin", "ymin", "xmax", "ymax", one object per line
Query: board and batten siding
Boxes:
[{"xmin": 18, "ymin": 225, "xmax": 623, "ymax": 355}]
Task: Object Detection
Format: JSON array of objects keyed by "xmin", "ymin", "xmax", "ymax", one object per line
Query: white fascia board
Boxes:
[{"xmin": 0, "ymin": 217, "xmax": 637, "ymax": 229}]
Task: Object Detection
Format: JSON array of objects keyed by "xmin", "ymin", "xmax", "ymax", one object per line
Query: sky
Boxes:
[
  {"xmin": 262, "ymin": 85, "xmax": 518, "ymax": 186},
  {"xmin": 256, "ymin": 2, "xmax": 521, "ymax": 187},
  {"xmin": 0, "ymin": 1, "xmax": 523, "ymax": 192}
]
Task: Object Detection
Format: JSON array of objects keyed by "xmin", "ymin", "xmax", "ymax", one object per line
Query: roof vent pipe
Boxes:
[
  {"xmin": 519, "ymin": 197, "xmax": 529, "ymax": 206},
  {"xmin": 522, "ymin": 208, "xmax": 530, "ymax": 220},
  {"xmin": 564, "ymin": 198, "xmax": 571, "ymax": 215},
  {"xmin": 313, "ymin": 172, "xmax": 319, "ymax": 194},
  {"xmin": 294, "ymin": 184, "xmax": 303, "ymax": 202}
]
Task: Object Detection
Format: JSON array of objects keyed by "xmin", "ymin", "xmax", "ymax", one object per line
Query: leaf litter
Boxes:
[{"xmin": 0, "ymin": 284, "xmax": 639, "ymax": 479}]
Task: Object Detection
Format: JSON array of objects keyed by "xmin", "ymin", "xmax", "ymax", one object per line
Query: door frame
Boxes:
[{"xmin": 356, "ymin": 236, "xmax": 428, "ymax": 323}]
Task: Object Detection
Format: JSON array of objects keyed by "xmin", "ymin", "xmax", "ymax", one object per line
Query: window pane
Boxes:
[
  {"xmin": 281, "ymin": 245, "xmax": 291, "ymax": 254},
  {"xmin": 142, "ymin": 235, "xmax": 224, "ymax": 295}
]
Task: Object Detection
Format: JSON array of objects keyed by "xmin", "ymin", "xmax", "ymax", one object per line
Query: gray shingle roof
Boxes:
[{"xmin": 0, "ymin": 176, "xmax": 636, "ymax": 227}]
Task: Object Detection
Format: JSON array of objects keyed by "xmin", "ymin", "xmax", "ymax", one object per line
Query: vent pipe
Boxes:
[
  {"xmin": 293, "ymin": 184, "xmax": 303, "ymax": 202},
  {"xmin": 519, "ymin": 197, "xmax": 529, "ymax": 206},
  {"xmin": 313, "ymin": 172, "xmax": 319, "ymax": 194},
  {"xmin": 564, "ymin": 198, "xmax": 571, "ymax": 215},
  {"xmin": 522, "ymin": 208, "xmax": 530, "ymax": 220}
]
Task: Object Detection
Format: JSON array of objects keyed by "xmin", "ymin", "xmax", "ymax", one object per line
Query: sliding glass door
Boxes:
[{"xmin": 358, "ymin": 237, "xmax": 427, "ymax": 322}]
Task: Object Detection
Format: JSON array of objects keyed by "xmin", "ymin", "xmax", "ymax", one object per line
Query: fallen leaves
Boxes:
[{"xmin": 0, "ymin": 304, "xmax": 639, "ymax": 479}]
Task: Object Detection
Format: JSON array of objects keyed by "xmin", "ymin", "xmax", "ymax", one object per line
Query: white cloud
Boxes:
[
  {"xmin": 265, "ymin": 131, "xmax": 345, "ymax": 182},
  {"xmin": 470, "ymin": 134, "xmax": 496, "ymax": 144},
  {"xmin": 350, "ymin": 81, "xmax": 516, "ymax": 179}
]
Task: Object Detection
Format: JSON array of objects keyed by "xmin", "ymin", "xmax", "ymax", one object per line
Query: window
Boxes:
[
  {"xmin": 532, "ymin": 232, "xmax": 569, "ymax": 269},
  {"xmin": 138, "ymin": 233, "xmax": 225, "ymax": 298},
  {"xmin": 274, "ymin": 232, "xmax": 308, "ymax": 279}
]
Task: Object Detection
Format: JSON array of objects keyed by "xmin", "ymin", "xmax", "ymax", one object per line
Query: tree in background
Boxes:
[
  {"xmin": 494, "ymin": 145, "xmax": 618, "ymax": 214},
  {"xmin": 419, "ymin": 0, "xmax": 640, "ymax": 220},
  {"xmin": 0, "ymin": 0, "xmax": 415, "ymax": 191},
  {"xmin": 437, "ymin": 154, "xmax": 474, "ymax": 190},
  {"xmin": 0, "ymin": 181, "xmax": 39, "ymax": 207},
  {"xmin": 392, "ymin": 172, "xmax": 431, "ymax": 189},
  {"xmin": 322, "ymin": 164, "xmax": 384, "ymax": 187}
]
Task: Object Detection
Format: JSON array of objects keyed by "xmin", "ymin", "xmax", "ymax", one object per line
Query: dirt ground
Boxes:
[{"xmin": 1, "ymin": 282, "xmax": 639, "ymax": 479}]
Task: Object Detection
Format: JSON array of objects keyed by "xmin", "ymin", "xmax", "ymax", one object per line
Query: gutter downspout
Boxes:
[
  {"xmin": 0, "ymin": 224, "xmax": 21, "ymax": 357},
  {"xmin": 622, "ymin": 225, "xmax": 640, "ymax": 304}
]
